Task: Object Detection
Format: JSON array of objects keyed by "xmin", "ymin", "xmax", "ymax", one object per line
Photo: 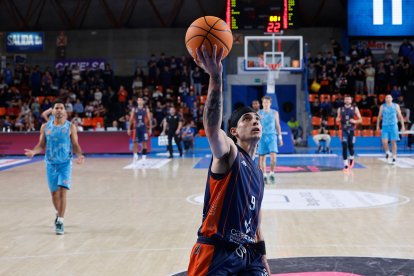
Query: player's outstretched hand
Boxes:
[
  {"xmin": 24, "ymin": 149, "xmax": 35, "ymax": 158},
  {"xmin": 194, "ymin": 45, "xmax": 224, "ymax": 77}
]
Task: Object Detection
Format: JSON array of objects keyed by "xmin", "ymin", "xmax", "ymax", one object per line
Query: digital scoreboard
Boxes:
[
  {"xmin": 226, "ymin": 0, "xmax": 298, "ymax": 33},
  {"xmin": 348, "ymin": 0, "xmax": 414, "ymax": 36}
]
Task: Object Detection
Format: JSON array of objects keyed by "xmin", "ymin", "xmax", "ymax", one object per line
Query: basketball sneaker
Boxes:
[
  {"xmin": 133, "ymin": 155, "xmax": 139, "ymax": 164},
  {"xmin": 343, "ymin": 166, "xmax": 349, "ymax": 173},
  {"xmin": 349, "ymin": 159, "xmax": 355, "ymax": 168},
  {"xmin": 269, "ymin": 173, "xmax": 276, "ymax": 184},
  {"xmin": 55, "ymin": 221, "xmax": 64, "ymax": 235},
  {"xmin": 263, "ymin": 175, "xmax": 268, "ymax": 185},
  {"xmin": 391, "ymin": 158, "xmax": 396, "ymax": 165}
]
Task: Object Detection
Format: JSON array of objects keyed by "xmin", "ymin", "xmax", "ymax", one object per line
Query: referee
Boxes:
[{"xmin": 161, "ymin": 106, "xmax": 183, "ymax": 158}]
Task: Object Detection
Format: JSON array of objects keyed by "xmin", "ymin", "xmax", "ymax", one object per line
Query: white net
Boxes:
[{"xmin": 266, "ymin": 63, "xmax": 280, "ymax": 94}]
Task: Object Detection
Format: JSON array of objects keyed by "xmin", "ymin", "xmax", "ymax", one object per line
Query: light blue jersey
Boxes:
[
  {"xmin": 258, "ymin": 109, "xmax": 279, "ymax": 155},
  {"xmin": 382, "ymin": 103, "xmax": 398, "ymax": 126},
  {"xmin": 258, "ymin": 109, "xmax": 277, "ymax": 134},
  {"xmin": 381, "ymin": 103, "xmax": 399, "ymax": 141},
  {"xmin": 44, "ymin": 120, "xmax": 73, "ymax": 192},
  {"xmin": 45, "ymin": 120, "xmax": 72, "ymax": 164}
]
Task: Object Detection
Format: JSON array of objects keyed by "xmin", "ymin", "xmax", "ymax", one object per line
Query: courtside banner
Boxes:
[{"xmin": 54, "ymin": 59, "xmax": 106, "ymax": 71}]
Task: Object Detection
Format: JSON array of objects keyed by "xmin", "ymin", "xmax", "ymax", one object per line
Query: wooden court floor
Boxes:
[{"xmin": 0, "ymin": 156, "xmax": 414, "ymax": 276}]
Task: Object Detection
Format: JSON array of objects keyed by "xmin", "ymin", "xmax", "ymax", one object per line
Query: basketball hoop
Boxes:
[{"xmin": 266, "ymin": 63, "xmax": 281, "ymax": 94}]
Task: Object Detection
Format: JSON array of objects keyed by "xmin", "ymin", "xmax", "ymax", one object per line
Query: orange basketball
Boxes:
[{"xmin": 185, "ymin": 16, "xmax": 233, "ymax": 61}]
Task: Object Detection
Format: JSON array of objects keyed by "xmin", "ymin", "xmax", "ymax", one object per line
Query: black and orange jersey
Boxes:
[{"xmin": 197, "ymin": 145, "xmax": 264, "ymax": 245}]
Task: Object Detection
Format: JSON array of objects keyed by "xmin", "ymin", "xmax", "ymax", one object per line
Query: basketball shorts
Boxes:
[
  {"xmin": 341, "ymin": 129, "xmax": 355, "ymax": 144},
  {"xmin": 134, "ymin": 127, "xmax": 148, "ymax": 143},
  {"xmin": 46, "ymin": 161, "xmax": 72, "ymax": 192},
  {"xmin": 258, "ymin": 134, "xmax": 278, "ymax": 155},
  {"xmin": 382, "ymin": 124, "xmax": 400, "ymax": 141},
  {"xmin": 188, "ymin": 237, "xmax": 268, "ymax": 276}
]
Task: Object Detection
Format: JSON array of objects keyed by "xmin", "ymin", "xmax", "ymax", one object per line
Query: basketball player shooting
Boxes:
[{"xmin": 187, "ymin": 44, "xmax": 271, "ymax": 276}]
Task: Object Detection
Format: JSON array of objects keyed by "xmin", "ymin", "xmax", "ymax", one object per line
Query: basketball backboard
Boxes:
[{"xmin": 244, "ymin": 35, "xmax": 303, "ymax": 71}]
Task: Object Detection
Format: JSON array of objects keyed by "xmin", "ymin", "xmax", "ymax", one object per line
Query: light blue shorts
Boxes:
[
  {"xmin": 381, "ymin": 124, "xmax": 400, "ymax": 141},
  {"xmin": 46, "ymin": 161, "xmax": 72, "ymax": 192},
  {"xmin": 258, "ymin": 133, "xmax": 278, "ymax": 155}
]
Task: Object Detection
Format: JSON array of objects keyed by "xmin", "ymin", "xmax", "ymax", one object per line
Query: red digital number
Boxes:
[{"xmin": 266, "ymin": 22, "xmax": 281, "ymax": 33}]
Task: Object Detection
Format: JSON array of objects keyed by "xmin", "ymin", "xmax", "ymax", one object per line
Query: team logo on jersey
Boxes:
[{"xmin": 241, "ymin": 160, "xmax": 247, "ymax": 167}]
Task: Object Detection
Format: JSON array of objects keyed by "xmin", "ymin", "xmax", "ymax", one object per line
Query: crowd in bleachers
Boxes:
[
  {"xmin": 0, "ymin": 53, "xmax": 210, "ymax": 136},
  {"xmin": 308, "ymin": 39, "xmax": 414, "ymax": 137}
]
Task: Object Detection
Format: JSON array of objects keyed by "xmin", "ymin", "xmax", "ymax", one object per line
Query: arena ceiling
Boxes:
[{"xmin": 0, "ymin": 0, "xmax": 346, "ymax": 31}]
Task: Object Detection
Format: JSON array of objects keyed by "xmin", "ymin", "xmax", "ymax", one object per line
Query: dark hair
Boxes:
[
  {"xmin": 227, "ymin": 106, "xmax": 256, "ymax": 143},
  {"xmin": 52, "ymin": 98, "xmax": 65, "ymax": 108}
]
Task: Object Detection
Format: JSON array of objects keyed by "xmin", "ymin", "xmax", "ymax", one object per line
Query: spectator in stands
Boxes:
[
  {"xmin": 384, "ymin": 43, "xmax": 395, "ymax": 60},
  {"xmin": 358, "ymin": 94, "xmax": 371, "ymax": 110},
  {"xmin": 320, "ymin": 96, "xmax": 332, "ymax": 117},
  {"xmin": 396, "ymin": 95, "xmax": 411, "ymax": 123},
  {"xmin": 180, "ymin": 65, "xmax": 191, "ymax": 86},
  {"xmin": 147, "ymin": 54, "xmax": 158, "ymax": 85},
  {"xmin": 30, "ymin": 65, "xmax": 42, "ymax": 96},
  {"xmin": 344, "ymin": 64, "xmax": 355, "ymax": 94},
  {"xmin": 398, "ymin": 39, "xmax": 414, "ymax": 59},
  {"xmin": 41, "ymin": 98, "xmax": 52, "ymax": 112},
  {"xmin": 178, "ymin": 81, "xmax": 189, "ymax": 98},
  {"xmin": 354, "ymin": 62, "xmax": 365, "ymax": 94},
  {"xmin": 395, "ymin": 56, "xmax": 411, "ymax": 90},
  {"xmin": 117, "ymin": 85, "xmax": 128, "ymax": 108},
  {"xmin": 184, "ymin": 90, "xmax": 196, "ymax": 110},
  {"xmin": 313, "ymin": 118, "xmax": 331, "ymax": 153},
  {"xmin": 332, "ymin": 93, "xmax": 344, "ymax": 114},
  {"xmin": 365, "ymin": 62, "xmax": 375, "ymax": 96},
  {"xmin": 371, "ymin": 97, "xmax": 380, "ymax": 117},
  {"xmin": 4, "ymin": 63, "xmax": 13, "ymax": 86},
  {"xmin": 73, "ymin": 98, "xmax": 84, "ymax": 114},
  {"xmin": 107, "ymin": 120, "xmax": 120, "ymax": 131},
  {"xmin": 331, "ymin": 38, "xmax": 342, "ymax": 58},
  {"xmin": 390, "ymin": 85, "xmax": 401, "ymax": 100},
  {"xmin": 102, "ymin": 63, "xmax": 114, "ymax": 88},
  {"xmin": 287, "ymin": 116, "xmax": 300, "ymax": 143},
  {"xmin": 311, "ymin": 98, "xmax": 320, "ymax": 116},
  {"xmin": 1, "ymin": 115, "xmax": 13, "ymax": 131},
  {"xmin": 152, "ymin": 86, "xmax": 163, "ymax": 103},
  {"xmin": 251, "ymin": 100, "xmax": 260, "ymax": 112},
  {"xmin": 191, "ymin": 67, "xmax": 202, "ymax": 97},
  {"xmin": 159, "ymin": 65, "xmax": 172, "ymax": 92},
  {"xmin": 31, "ymin": 97, "xmax": 41, "ymax": 120},
  {"xmin": 180, "ymin": 116, "xmax": 195, "ymax": 155},
  {"xmin": 376, "ymin": 62, "xmax": 387, "ymax": 94},
  {"xmin": 65, "ymin": 98, "xmax": 73, "ymax": 118},
  {"xmin": 94, "ymin": 87, "xmax": 103, "ymax": 103}
]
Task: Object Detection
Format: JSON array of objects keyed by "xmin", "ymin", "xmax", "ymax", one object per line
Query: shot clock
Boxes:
[{"xmin": 226, "ymin": 0, "xmax": 298, "ymax": 33}]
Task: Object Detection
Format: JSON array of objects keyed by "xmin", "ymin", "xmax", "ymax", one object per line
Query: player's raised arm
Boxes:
[{"xmin": 195, "ymin": 45, "xmax": 233, "ymax": 160}]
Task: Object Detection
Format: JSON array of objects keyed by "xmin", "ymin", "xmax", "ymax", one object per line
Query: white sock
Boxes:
[
  {"xmin": 133, "ymin": 153, "xmax": 138, "ymax": 159},
  {"xmin": 57, "ymin": 217, "xmax": 64, "ymax": 223},
  {"xmin": 269, "ymin": 171, "xmax": 275, "ymax": 177}
]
